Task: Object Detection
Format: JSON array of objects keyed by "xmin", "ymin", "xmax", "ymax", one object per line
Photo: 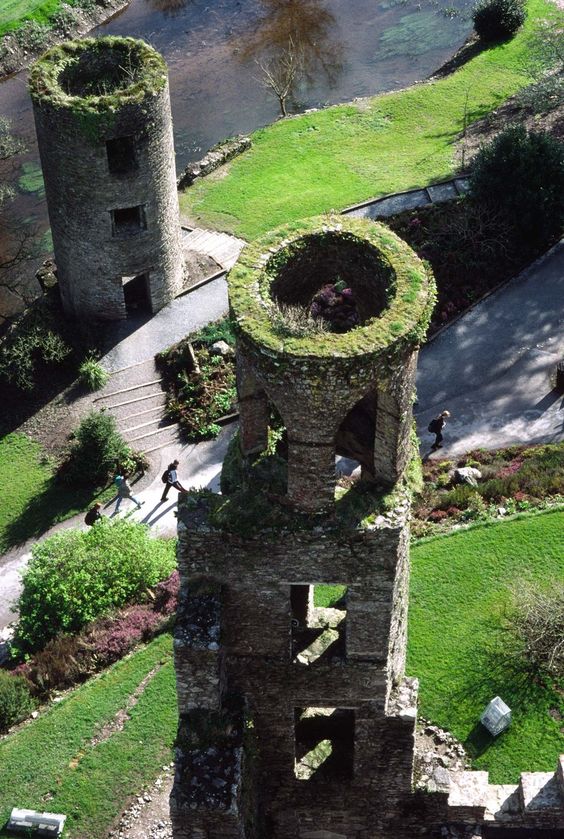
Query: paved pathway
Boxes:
[
  {"xmin": 1, "ymin": 237, "xmax": 563, "ymax": 636},
  {"xmin": 415, "ymin": 240, "xmax": 564, "ymax": 457}
]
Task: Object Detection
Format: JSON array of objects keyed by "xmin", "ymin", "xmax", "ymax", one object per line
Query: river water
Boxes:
[{"xmin": 0, "ymin": 0, "xmax": 472, "ymax": 307}]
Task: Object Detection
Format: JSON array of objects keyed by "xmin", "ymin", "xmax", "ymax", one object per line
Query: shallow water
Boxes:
[{"xmin": 0, "ymin": 0, "xmax": 473, "ymax": 293}]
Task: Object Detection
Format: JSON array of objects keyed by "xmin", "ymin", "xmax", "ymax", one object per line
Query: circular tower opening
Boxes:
[
  {"xmin": 58, "ymin": 40, "xmax": 145, "ymax": 98},
  {"xmin": 267, "ymin": 232, "xmax": 394, "ymax": 334}
]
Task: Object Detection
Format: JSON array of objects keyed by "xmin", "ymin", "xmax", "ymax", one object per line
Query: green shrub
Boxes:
[
  {"xmin": 15, "ymin": 519, "xmax": 176, "ymax": 653},
  {"xmin": 78, "ymin": 358, "xmax": 109, "ymax": 391},
  {"xmin": 472, "ymin": 0, "xmax": 526, "ymax": 41},
  {"xmin": 0, "ymin": 295, "xmax": 72, "ymax": 391},
  {"xmin": 60, "ymin": 411, "xmax": 141, "ymax": 487},
  {"xmin": 0, "ymin": 671, "xmax": 36, "ymax": 733},
  {"xmin": 470, "ymin": 126, "xmax": 564, "ymax": 249}
]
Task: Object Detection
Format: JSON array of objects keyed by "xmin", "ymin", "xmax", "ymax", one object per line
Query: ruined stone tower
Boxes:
[
  {"xmin": 171, "ymin": 215, "xmax": 436, "ymax": 838},
  {"xmin": 29, "ymin": 36, "xmax": 183, "ymax": 320}
]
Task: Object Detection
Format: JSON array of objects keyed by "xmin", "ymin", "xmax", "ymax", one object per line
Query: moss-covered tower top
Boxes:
[
  {"xmin": 228, "ymin": 214, "xmax": 435, "ymax": 377},
  {"xmin": 29, "ymin": 37, "xmax": 168, "ymax": 143}
]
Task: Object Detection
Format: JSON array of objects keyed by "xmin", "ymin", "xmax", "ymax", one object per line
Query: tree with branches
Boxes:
[{"xmin": 255, "ymin": 36, "xmax": 304, "ymax": 117}]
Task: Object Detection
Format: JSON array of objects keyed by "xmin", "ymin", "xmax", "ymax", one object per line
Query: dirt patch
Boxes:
[
  {"xmin": 456, "ymin": 95, "xmax": 564, "ymax": 167},
  {"xmin": 89, "ymin": 664, "xmax": 161, "ymax": 749},
  {"xmin": 107, "ymin": 765, "xmax": 174, "ymax": 839},
  {"xmin": 0, "ymin": 0, "xmax": 129, "ymax": 79}
]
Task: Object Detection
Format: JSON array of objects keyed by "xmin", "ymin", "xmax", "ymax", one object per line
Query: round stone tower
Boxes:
[
  {"xmin": 29, "ymin": 36, "xmax": 184, "ymax": 320},
  {"xmin": 229, "ymin": 214, "xmax": 436, "ymax": 512}
]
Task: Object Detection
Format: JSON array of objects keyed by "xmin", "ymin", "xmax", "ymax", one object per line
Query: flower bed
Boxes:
[
  {"xmin": 411, "ymin": 442, "xmax": 564, "ymax": 538},
  {"xmin": 156, "ymin": 318, "xmax": 237, "ymax": 441}
]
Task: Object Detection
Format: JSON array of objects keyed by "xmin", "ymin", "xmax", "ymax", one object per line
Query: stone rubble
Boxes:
[
  {"xmin": 414, "ymin": 719, "xmax": 470, "ymax": 792},
  {"xmin": 107, "ymin": 764, "xmax": 174, "ymax": 839}
]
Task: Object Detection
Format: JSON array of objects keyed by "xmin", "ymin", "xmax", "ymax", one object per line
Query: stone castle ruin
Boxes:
[
  {"xmin": 29, "ymin": 37, "xmax": 183, "ymax": 320},
  {"xmin": 27, "ymin": 37, "xmax": 564, "ymax": 839},
  {"xmin": 171, "ymin": 216, "xmax": 564, "ymax": 839}
]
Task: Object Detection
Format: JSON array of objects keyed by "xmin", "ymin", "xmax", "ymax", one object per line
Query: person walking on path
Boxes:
[
  {"xmin": 428, "ymin": 410, "xmax": 451, "ymax": 451},
  {"xmin": 161, "ymin": 459, "xmax": 188, "ymax": 502},
  {"xmin": 114, "ymin": 474, "xmax": 144, "ymax": 513}
]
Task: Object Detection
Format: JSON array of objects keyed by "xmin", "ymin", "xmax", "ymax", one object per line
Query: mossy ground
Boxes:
[{"xmin": 179, "ymin": 0, "xmax": 561, "ymax": 239}]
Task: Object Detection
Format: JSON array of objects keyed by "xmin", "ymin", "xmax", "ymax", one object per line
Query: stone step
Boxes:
[
  {"xmin": 109, "ymin": 394, "xmax": 167, "ymax": 422},
  {"xmin": 484, "ymin": 784, "xmax": 520, "ymax": 822},
  {"xmin": 121, "ymin": 414, "xmax": 173, "ymax": 435},
  {"xmin": 131, "ymin": 423, "xmax": 182, "ymax": 454},
  {"xmin": 97, "ymin": 358, "xmax": 159, "ymax": 390},
  {"xmin": 448, "ymin": 770, "xmax": 490, "ymax": 820},
  {"xmin": 182, "ymin": 227, "xmax": 245, "ymax": 270},
  {"xmin": 519, "ymin": 771, "xmax": 563, "ymax": 814}
]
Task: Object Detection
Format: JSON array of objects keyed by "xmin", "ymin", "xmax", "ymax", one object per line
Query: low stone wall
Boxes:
[{"xmin": 177, "ymin": 136, "xmax": 251, "ymax": 190}]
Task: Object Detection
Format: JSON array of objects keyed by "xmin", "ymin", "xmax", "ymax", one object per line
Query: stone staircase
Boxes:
[
  {"xmin": 182, "ymin": 227, "xmax": 246, "ymax": 272},
  {"xmin": 93, "ymin": 359, "xmax": 181, "ymax": 455},
  {"xmin": 446, "ymin": 755, "xmax": 564, "ymax": 827}
]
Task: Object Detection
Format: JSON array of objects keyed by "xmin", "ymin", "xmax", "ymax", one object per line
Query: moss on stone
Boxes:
[
  {"xmin": 181, "ymin": 428, "xmax": 421, "ymax": 538},
  {"xmin": 229, "ymin": 215, "xmax": 435, "ymax": 368},
  {"xmin": 28, "ymin": 36, "xmax": 167, "ymax": 143}
]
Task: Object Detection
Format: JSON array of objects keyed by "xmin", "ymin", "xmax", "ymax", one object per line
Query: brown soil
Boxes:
[{"xmin": 456, "ymin": 95, "xmax": 564, "ymax": 167}]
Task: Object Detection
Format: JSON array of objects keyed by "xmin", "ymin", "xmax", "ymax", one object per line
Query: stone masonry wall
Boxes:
[{"xmin": 32, "ymin": 54, "xmax": 183, "ymax": 320}]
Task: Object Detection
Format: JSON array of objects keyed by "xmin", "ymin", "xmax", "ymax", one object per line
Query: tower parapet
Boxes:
[{"xmin": 229, "ymin": 215, "xmax": 435, "ymax": 511}]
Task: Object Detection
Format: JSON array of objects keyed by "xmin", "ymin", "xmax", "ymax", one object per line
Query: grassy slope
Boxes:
[
  {"xmin": 0, "ymin": 433, "xmax": 113, "ymax": 554},
  {"xmin": 408, "ymin": 510, "xmax": 564, "ymax": 783},
  {"xmin": 0, "ymin": 633, "xmax": 176, "ymax": 839},
  {"xmin": 180, "ymin": 0, "xmax": 560, "ymax": 240},
  {"xmin": 0, "ymin": 0, "xmax": 70, "ymax": 35}
]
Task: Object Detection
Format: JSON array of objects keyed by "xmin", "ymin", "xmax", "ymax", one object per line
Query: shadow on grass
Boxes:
[{"xmin": 1, "ymin": 475, "xmax": 110, "ymax": 553}]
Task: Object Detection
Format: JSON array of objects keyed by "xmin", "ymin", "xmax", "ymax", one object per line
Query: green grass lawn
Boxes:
[
  {"xmin": 0, "ymin": 0, "xmax": 68, "ymax": 35},
  {"xmin": 0, "ymin": 433, "xmax": 112, "ymax": 554},
  {"xmin": 408, "ymin": 510, "xmax": 564, "ymax": 783},
  {"xmin": 180, "ymin": 0, "xmax": 561, "ymax": 240},
  {"xmin": 0, "ymin": 633, "xmax": 177, "ymax": 839}
]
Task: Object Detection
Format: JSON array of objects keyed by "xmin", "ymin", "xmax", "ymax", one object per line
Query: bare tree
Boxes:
[
  {"xmin": 505, "ymin": 581, "xmax": 564, "ymax": 679},
  {"xmin": 255, "ymin": 37, "xmax": 304, "ymax": 117}
]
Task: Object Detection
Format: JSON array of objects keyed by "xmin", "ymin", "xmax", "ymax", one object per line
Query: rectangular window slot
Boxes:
[
  {"xmin": 294, "ymin": 707, "xmax": 354, "ymax": 781},
  {"xmin": 111, "ymin": 205, "xmax": 146, "ymax": 237},
  {"xmin": 291, "ymin": 585, "xmax": 346, "ymax": 665},
  {"xmin": 106, "ymin": 136, "xmax": 137, "ymax": 175}
]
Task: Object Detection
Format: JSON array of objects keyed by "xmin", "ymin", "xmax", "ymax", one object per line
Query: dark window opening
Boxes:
[
  {"xmin": 291, "ymin": 584, "xmax": 346, "ymax": 665},
  {"xmin": 107, "ymin": 136, "xmax": 137, "ymax": 176},
  {"xmin": 294, "ymin": 707, "xmax": 354, "ymax": 781},
  {"xmin": 112, "ymin": 205, "xmax": 146, "ymax": 237},
  {"xmin": 123, "ymin": 273, "xmax": 151, "ymax": 315}
]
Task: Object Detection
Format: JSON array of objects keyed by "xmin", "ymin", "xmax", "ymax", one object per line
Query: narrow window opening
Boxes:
[
  {"xmin": 294, "ymin": 707, "xmax": 354, "ymax": 781},
  {"xmin": 111, "ymin": 205, "xmax": 146, "ymax": 237},
  {"xmin": 291, "ymin": 584, "xmax": 347, "ymax": 665},
  {"xmin": 106, "ymin": 136, "xmax": 137, "ymax": 175}
]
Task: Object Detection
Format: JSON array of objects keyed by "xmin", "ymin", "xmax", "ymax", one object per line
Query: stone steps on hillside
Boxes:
[
  {"xmin": 182, "ymin": 227, "xmax": 246, "ymax": 270},
  {"xmin": 93, "ymin": 358, "xmax": 182, "ymax": 454}
]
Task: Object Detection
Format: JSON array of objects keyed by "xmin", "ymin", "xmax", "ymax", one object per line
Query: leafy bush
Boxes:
[
  {"xmin": 16, "ymin": 635, "xmax": 87, "ymax": 697},
  {"xmin": 88, "ymin": 605, "xmax": 161, "ymax": 665},
  {"xmin": 13, "ymin": 20, "xmax": 50, "ymax": 51},
  {"xmin": 0, "ymin": 671, "xmax": 36, "ymax": 733},
  {"xmin": 0, "ymin": 295, "xmax": 72, "ymax": 391},
  {"xmin": 15, "ymin": 519, "xmax": 176, "ymax": 652},
  {"xmin": 470, "ymin": 126, "xmax": 564, "ymax": 249},
  {"xmin": 78, "ymin": 358, "xmax": 109, "ymax": 391},
  {"xmin": 153, "ymin": 570, "xmax": 180, "ymax": 615},
  {"xmin": 506, "ymin": 582, "xmax": 564, "ymax": 678},
  {"xmin": 59, "ymin": 410, "xmax": 143, "ymax": 487},
  {"xmin": 472, "ymin": 0, "xmax": 525, "ymax": 42}
]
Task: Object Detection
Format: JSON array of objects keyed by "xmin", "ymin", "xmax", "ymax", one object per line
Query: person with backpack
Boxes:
[
  {"xmin": 161, "ymin": 459, "xmax": 188, "ymax": 502},
  {"xmin": 428, "ymin": 410, "xmax": 451, "ymax": 451},
  {"xmin": 114, "ymin": 472, "xmax": 144, "ymax": 513}
]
